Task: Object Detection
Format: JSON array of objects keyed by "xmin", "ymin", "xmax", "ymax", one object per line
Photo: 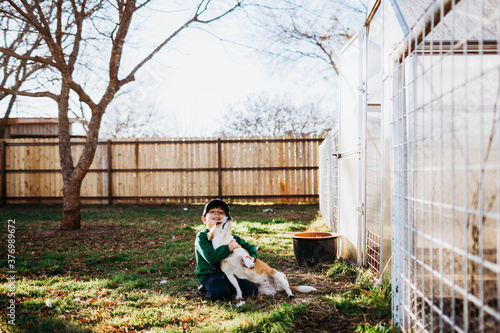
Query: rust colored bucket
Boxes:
[{"xmin": 292, "ymin": 232, "xmax": 339, "ymax": 266}]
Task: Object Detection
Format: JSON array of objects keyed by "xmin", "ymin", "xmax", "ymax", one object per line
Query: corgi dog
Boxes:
[{"xmin": 208, "ymin": 216, "xmax": 317, "ymax": 299}]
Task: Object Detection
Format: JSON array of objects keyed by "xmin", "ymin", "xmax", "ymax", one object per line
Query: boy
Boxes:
[{"xmin": 195, "ymin": 199, "xmax": 258, "ymax": 301}]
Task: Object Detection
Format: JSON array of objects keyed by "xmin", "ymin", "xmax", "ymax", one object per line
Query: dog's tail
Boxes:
[{"xmin": 290, "ymin": 286, "xmax": 317, "ymax": 293}]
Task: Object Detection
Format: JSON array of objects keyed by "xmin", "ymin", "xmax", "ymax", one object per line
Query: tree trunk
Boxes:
[
  {"xmin": 61, "ymin": 178, "xmax": 82, "ymax": 230},
  {"xmin": 0, "ymin": 95, "xmax": 16, "ymax": 138},
  {"xmin": 58, "ymin": 80, "xmax": 81, "ymax": 230}
]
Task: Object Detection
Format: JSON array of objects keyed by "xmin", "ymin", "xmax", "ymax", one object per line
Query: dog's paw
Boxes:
[{"xmin": 235, "ymin": 294, "xmax": 243, "ymax": 300}]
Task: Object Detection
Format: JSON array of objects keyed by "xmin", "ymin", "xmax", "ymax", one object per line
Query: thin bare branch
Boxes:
[
  {"xmin": 0, "ymin": 86, "xmax": 58, "ymax": 100},
  {"xmin": 118, "ymin": 16, "xmax": 195, "ymax": 87},
  {"xmin": 0, "ymin": 47, "xmax": 57, "ymax": 67}
]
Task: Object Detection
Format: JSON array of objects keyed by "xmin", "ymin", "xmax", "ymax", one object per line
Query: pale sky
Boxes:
[
  {"xmin": 4, "ymin": 1, "xmax": 361, "ymax": 138},
  {"xmin": 119, "ymin": 2, "xmax": 340, "ymax": 137},
  {"xmin": 134, "ymin": 27, "xmax": 293, "ymax": 137}
]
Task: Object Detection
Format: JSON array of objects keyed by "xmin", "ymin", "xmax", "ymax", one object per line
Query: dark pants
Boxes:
[{"xmin": 201, "ymin": 272, "xmax": 258, "ymax": 301}]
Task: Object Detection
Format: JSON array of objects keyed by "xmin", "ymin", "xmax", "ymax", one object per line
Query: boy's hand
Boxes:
[
  {"xmin": 241, "ymin": 255, "xmax": 255, "ymax": 267},
  {"xmin": 228, "ymin": 239, "xmax": 241, "ymax": 251}
]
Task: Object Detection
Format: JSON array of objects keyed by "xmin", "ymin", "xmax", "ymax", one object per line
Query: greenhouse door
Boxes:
[{"xmin": 337, "ymin": 33, "xmax": 365, "ymax": 264}]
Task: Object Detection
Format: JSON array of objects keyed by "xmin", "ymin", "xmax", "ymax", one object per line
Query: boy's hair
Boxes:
[{"xmin": 202, "ymin": 198, "xmax": 230, "ymax": 217}]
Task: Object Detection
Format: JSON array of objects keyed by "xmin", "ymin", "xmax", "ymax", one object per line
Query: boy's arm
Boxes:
[
  {"xmin": 233, "ymin": 234, "xmax": 258, "ymax": 259},
  {"xmin": 195, "ymin": 230, "xmax": 232, "ymax": 264}
]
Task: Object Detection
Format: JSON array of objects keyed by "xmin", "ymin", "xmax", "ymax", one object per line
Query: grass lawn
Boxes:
[{"xmin": 0, "ymin": 204, "xmax": 395, "ymax": 332}]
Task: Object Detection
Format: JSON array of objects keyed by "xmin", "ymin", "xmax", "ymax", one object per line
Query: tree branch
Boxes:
[
  {"xmin": 0, "ymin": 47, "xmax": 58, "ymax": 68},
  {"xmin": 118, "ymin": 17, "xmax": 194, "ymax": 87},
  {"xmin": 108, "ymin": 0, "xmax": 136, "ymax": 86},
  {"xmin": 67, "ymin": 0, "xmax": 85, "ymax": 73},
  {"xmin": 314, "ymin": 40, "xmax": 339, "ymax": 76},
  {"xmin": 119, "ymin": 0, "xmax": 244, "ymax": 88},
  {"xmin": 0, "ymin": 87, "xmax": 58, "ymax": 100},
  {"xmin": 195, "ymin": 0, "xmax": 242, "ymax": 24}
]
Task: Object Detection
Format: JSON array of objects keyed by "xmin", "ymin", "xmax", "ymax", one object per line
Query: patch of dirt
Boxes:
[
  {"xmin": 284, "ymin": 266, "xmax": 383, "ymax": 332},
  {"xmin": 293, "ymin": 301, "xmax": 365, "ymax": 332}
]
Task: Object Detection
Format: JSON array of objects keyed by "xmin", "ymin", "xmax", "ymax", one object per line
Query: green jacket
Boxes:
[{"xmin": 195, "ymin": 228, "xmax": 258, "ymax": 284}]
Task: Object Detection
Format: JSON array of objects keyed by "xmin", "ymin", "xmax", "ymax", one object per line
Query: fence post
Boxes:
[
  {"xmin": 217, "ymin": 138, "xmax": 222, "ymax": 199},
  {"xmin": 1, "ymin": 141, "xmax": 5, "ymax": 205},
  {"xmin": 107, "ymin": 140, "xmax": 113, "ymax": 205}
]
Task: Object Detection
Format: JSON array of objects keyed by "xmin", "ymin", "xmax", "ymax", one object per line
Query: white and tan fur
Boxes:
[{"xmin": 208, "ymin": 216, "xmax": 317, "ymax": 299}]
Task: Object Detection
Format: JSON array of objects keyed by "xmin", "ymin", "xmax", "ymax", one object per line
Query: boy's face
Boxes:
[{"xmin": 202, "ymin": 207, "xmax": 226, "ymax": 228}]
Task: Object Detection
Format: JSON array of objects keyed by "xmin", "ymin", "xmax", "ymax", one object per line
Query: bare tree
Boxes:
[
  {"xmin": 249, "ymin": 0, "xmax": 365, "ymax": 76},
  {"xmin": 219, "ymin": 93, "xmax": 333, "ymax": 136},
  {"xmin": 0, "ymin": 17, "xmax": 48, "ymax": 138},
  {"xmin": 0, "ymin": 0, "xmax": 248, "ymax": 229},
  {"xmin": 210, "ymin": 1, "xmax": 365, "ymax": 138}
]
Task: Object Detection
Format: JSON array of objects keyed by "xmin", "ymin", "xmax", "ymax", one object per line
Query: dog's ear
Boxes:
[
  {"xmin": 221, "ymin": 215, "xmax": 233, "ymax": 230},
  {"xmin": 207, "ymin": 224, "xmax": 217, "ymax": 240}
]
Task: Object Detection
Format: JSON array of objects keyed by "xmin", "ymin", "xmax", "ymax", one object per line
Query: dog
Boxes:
[{"xmin": 207, "ymin": 216, "xmax": 317, "ymax": 299}]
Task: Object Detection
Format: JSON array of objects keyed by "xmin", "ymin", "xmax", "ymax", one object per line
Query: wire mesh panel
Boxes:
[
  {"xmin": 366, "ymin": 228, "xmax": 382, "ymax": 272},
  {"xmin": 391, "ymin": 0, "xmax": 500, "ymax": 332}
]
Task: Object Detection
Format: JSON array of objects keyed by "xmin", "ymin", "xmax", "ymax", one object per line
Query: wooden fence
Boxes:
[{"xmin": 0, "ymin": 135, "xmax": 325, "ymax": 205}]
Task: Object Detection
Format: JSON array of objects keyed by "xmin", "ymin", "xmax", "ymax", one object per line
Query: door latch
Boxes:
[{"xmin": 357, "ymin": 202, "xmax": 365, "ymax": 215}]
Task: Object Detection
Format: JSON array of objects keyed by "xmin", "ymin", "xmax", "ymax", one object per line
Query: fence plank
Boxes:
[
  {"xmin": 8, "ymin": 142, "xmax": 15, "ymax": 201},
  {"xmin": 20, "ymin": 139, "xmax": 26, "ymax": 202},
  {"xmin": 46, "ymin": 138, "xmax": 52, "ymax": 197},
  {"xmin": 40, "ymin": 139, "xmax": 46, "ymax": 197},
  {"xmin": 12, "ymin": 139, "xmax": 18, "ymax": 200},
  {"xmin": 49, "ymin": 139, "xmax": 55, "ymax": 199},
  {"xmin": 194, "ymin": 139, "xmax": 200, "ymax": 199},
  {"xmin": 1, "ymin": 141, "xmax": 5, "ymax": 204},
  {"xmin": 208, "ymin": 138, "xmax": 215, "ymax": 198}
]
